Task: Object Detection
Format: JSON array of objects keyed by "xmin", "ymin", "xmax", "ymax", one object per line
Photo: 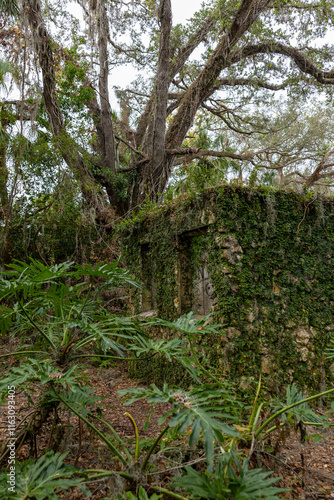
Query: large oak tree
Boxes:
[{"xmin": 3, "ymin": 0, "xmax": 334, "ymax": 219}]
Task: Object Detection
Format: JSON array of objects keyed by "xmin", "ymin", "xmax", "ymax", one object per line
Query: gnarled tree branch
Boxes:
[{"xmin": 229, "ymin": 42, "xmax": 334, "ymax": 84}]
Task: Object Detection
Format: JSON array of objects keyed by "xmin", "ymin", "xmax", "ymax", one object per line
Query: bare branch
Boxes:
[
  {"xmin": 214, "ymin": 77, "xmax": 288, "ymax": 91},
  {"xmin": 202, "ymin": 102, "xmax": 254, "ymax": 135},
  {"xmin": 229, "ymin": 42, "xmax": 334, "ymax": 84},
  {"xmin": 169, "ymin": 15, "xmax": 215, "ymax": 77},
  {"xmin": 114, "ymin": 134, "xmax": 147, "ymax": 159},
  {"xmin": 167, "ymin": 147, "xmax": 261, "ymax": 166},
  {"xmin": 305, "ymin": 149, "xmax": 334, "ymax": 186},
  {"xmin": 108, "ymin": 37, "xmax": 146, "ymax": 66},
  {"xmin": 166, "ymin": 0, "xmax": 271, "ymax": 150}
]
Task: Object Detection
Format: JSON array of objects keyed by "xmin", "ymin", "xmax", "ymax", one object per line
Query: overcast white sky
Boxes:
[{"xmin": 172, "ymin": 0, "xmax": 203, "ymax": 24}]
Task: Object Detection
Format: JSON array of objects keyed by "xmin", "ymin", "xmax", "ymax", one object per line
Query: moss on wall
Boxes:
[{"xmin": 117, "ymin": 185, "xmax": 334, "ymax": 392}]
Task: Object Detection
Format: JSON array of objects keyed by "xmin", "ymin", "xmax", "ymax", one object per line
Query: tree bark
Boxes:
[
  {"xmin": 22, "ymin": 0, "xmax": 117, "ymax": 217},
  {"xmin": 134, "ymin": 14, "xmax": 215, "ymax": 150},
  {"xmin": 0, "ymin": 134, "xmax": 9, "ymax": 267},
  {"xmin": 140, "ymin": 0, "xmax": 172, "ymax": 198},
  {"xmin": 97, "ymin": 0, "xmax": 116, "ymax": 175},
  {"xmin": 228, "ymin": 42, "xmax": 334, "ymax": 84}
]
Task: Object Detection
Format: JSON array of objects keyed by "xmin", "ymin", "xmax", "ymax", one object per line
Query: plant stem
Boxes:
[
  {"xmin": 124, "ymin": 412, "xmax": 140, "ymax": 460},
  {"xmin": 248, "ymin": 374, "xmax": 261, "ymax": 432},
  {"xmin": 83, "ymin": 469, "xmax": 133, "ymax": 481},
  {"xmin": 142, "ymin": 425, "xmax": 169, "ymax": 471},
  {"xmin": 304, "ymin": 421, "xmax": 334, "ymax": 427},
  {"xmin": 71, "ymin": 354, "xmax": 142, "ymax": 361},
  {"xmin": 255, "ymin": 387, "xmax": 334, "ymax": 438},
  {"xmin": 151, "ymin": 486, "xmax": 189, "ymax": 500},
  {"xmin": 62, "ymin": 304, "xmax": 75, "ymax": 346},
  {"xmin": 93, "ymin": 416, "xmax": 132, "ymax": 461},
  {"xmin": 77, "ymin": 283, "xmax": 92, "ymax": 318},
  {"xmin": 17, "ymin": 297, "xmax": 56, "ymax": 349},
  {"xmin": 56, "ymin": 392, "xmax": 128, "ymax": 466},
  {"xmin": 0, "ymin": 350, "xmax": 49, "ymax": 358},
  {"xmin": 47, "ymin": 408, "xmax": 58, "ymax": 449}
]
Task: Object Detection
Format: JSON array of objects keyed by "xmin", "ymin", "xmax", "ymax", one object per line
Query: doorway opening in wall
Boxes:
[{"xmin": 177, "ymin": 227, "xmax": 215, "ymax": 316}]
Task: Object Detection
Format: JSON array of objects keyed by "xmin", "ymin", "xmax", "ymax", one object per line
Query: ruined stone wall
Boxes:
[{"xmin": 118, "ymin": 185, "xmax": 334, "ymax": 392}]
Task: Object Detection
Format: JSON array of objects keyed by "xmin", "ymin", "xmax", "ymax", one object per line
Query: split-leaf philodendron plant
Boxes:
[{"xmin": 0, "ymin": 259, "xmax": 333, "ymax": 499}]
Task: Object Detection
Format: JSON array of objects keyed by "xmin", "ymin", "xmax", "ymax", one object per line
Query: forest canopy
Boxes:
[{"xmin": 0, "ymin": 0, "xmax": 334, "ymax": 227}]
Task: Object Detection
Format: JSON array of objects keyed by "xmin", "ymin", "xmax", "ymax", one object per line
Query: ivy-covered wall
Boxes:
[{"xmin": 118, "ymin": 185, "xmax": 334, "ymax": 392}]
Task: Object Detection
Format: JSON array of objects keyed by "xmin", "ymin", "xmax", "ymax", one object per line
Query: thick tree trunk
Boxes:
[
  {"xmin": 134, "ymin": 15, "xmax": 215, "ymax": 150},
  {"xmin": 23, "ymin": 0, "xmax": 116, "ymax": 218},
  {"xmin": 97, "ymin": 0, "xmax": 116, "ymax": 176},
  {"xmin": 132, "ymin": 0, "xmax": 271, "ymax": 206},
  {"xmin": 139, "ymin": 0, "xmax": 172, "ymax": 200},
  {"xmin": 0, "ymin": 139, "xmax": 8, "ymax": 211},
  {"xmin": 0, "ymin": 137, "xmax": 10, "ymax": 266}
]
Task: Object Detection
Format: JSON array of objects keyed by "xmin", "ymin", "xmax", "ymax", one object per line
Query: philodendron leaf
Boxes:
[
  {"xmin": 0, "ymin": 304, "xmax": 14, "ymax": 336},
  {"xmin": 0, "ymin": 360, "xmax": 83, "ymax": 396},
  {"xmin": 0, "ymin": 451, "xmax": 90, "ymax": 499},
  {"xmin": 274, "ymin": 383, "xmax": 326, "ymax": 425},
  {"xmin": 123, "ymin": 486, "xmax": 162, "ymax": 499},
  {"xmin": 173, "ymin": 452, "xmax": 287, "ymax": 499},
  {"xmin": 0, "ymin": 259, "xmax": 74, "ymax": 299},
  {"xmin": 74, "ymin": 261, "xmax": 140, "ymax": 288},
  {"xmin": 149, "ymin": 311, "xmax": 219, "ymax": 336},
  {"xmin": 49, "ymin": 386, "xmax": 101, "ymax": 418},
  {"xmin": 127, "ymin": 336, "xmax": 189, "ymax": 360},
  {"xmin": 119, "ymin": 383, "xmax": 240, "ymax": 462}
]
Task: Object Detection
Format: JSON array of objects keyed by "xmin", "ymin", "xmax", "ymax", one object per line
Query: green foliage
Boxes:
[
  {"xmin": 5, "ymin": 182, "xmax": 96, "ymax": 265},
  {"xmin": 0, "ymin": 259, "xmax": 74, "ymax": 299},
  {"xmin": 0, "ymin": 360, "xmax": 82, "ymax": 397},
  {"xmin": 326, "ymin": 333, "xmax": 334, "ymax": 360},
  {"xmin": 0, "ymin": 259, "xmax": 143, "ymax": 356},
  {"xmin": 2, "ymin": 258, "xmax": 332, "ymax": 499},
  {"xmin": 275, "ymin": 383, "xmax": 325, "ymax": 425},
  {"xmin": 113, "ymin": 487, "xmax": 162, "ymax": 500},
  {"xmin": 0, "ymin": 0, "xmax": 19, "ymax": 18},
  {"xmin": 167, "ymin": 120, "xmax": 238, "ymax": 199},
  {"xmin": 128, "ymin": 336, "xmax": 189, "ymax": 361},
  {"xmin": 56, "ymin": 41, "xmax": 95, "ymax": 121},
  {"xmin": 74, "ymin": 260, "xmax": 140, "ymax": 289},
  {"xmin": 173, "ymin": 452, "xmax": 286, "ymax": 500},
  {"xmin": 120, "ymin": 382, "xmax": 240, "ymax": 462},
  {"xmin": 0, "ymin": 451, "xmax": 90, "ymax": 499},
  {"xmin": 152, "ymin": 311, "xmax": 218, "ymax": 335},
  {"xmin": 0, "ymin": 60, "xmax": 14, "ymax": 90}
]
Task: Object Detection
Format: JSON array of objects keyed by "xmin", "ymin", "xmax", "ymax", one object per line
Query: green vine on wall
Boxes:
[{"xmin": 117, "ymin": 185, "xmax": 334, "ymax": 392}]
